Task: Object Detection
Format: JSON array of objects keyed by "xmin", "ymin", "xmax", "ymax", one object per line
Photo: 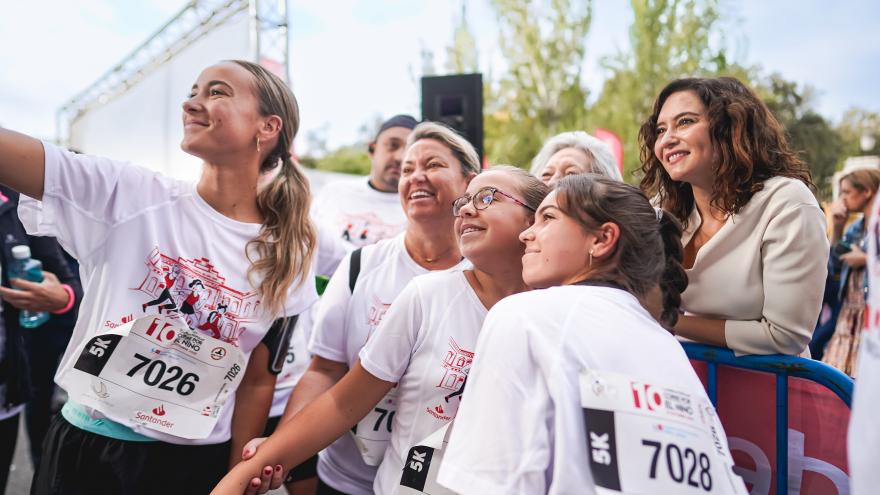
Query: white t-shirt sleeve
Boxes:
[
  {"xmin": 307, "ymin": 250, "xmax": 353, "ymax": 363},
  {"xmin": 438, "ymin": 302, "xmax": 553, "ymax": 494},
  {"xmin": 358, "ymin": 278, "xmax": 422, "ymax": 383},
  {"xmin": 18, "ymin": 142, "xmax": 181, "ymax": 261},
  {"xmin": 314, "ymin": 221, "xmax": 352, "ymax": 277},
  {"xmin": 281, "ymin": 264, "xmax": 319, "ymax": 320}
]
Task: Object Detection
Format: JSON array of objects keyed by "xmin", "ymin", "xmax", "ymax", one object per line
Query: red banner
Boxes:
[{"xmin": 691, "ymin": 362, "xmax": 850, "ymax": 494}]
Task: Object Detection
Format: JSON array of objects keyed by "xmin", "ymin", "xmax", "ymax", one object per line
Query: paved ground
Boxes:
[
  {"xmin": 7, "ymin": 420, "xmax": 32, "ymax": 495},
  {"xmin": 8, "ymin": 420, "xmax": 286, "ymax": 495}
]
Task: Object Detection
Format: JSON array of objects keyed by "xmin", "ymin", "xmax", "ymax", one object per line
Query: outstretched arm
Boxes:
[
  {"xmin": 0, "ymin": 128, "xmax": 45, "ymax": 199},
  {"xmin": 212, "ymin": 361, "xmax": 393, "ymax": 494}
]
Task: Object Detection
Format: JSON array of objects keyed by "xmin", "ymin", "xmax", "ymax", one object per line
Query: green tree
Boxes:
[
  {"xmin": 837, "ymin": 108, "xmax": 880, "ymax": 158},
  {"xmin": 310, "ymin": 145, "xmax": 371, "ymax": 175},
  {"xmin": 483, "ymin": 0, "xmax": 594, "ymax": 167},
  {"xmin": 757, "ymin": 73, "xmax": 842, "ymax": 196},
  {"xmin": 446, "ymin": 3, "xmax": 478, "ymax": 74},
  {"xmin": 590, "ymin": 0, "xmax": 749, "ymax": 180}
]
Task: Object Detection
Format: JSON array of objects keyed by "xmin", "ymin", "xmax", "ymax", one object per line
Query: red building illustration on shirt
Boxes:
[
  {"xmin": 437, "ymin": 338, "xmax": 473, "ymax": 392},
  {"xmin": 134, "ymin": 247, "xmax": 260, "ymax": 346}
]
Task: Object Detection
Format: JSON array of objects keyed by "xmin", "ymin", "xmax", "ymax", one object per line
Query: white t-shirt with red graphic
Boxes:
[
  {"xmin": 308, "ymin": 233, "xmax": 468, "ymax": 495},
  {"xmin": 312, "ymin": 178, "xmax": 406, "ymax": 249},
  {"xmin": 359, "ymin": 270, "xmax": 487, "ymax": 495},
  {"xmin": 437, "ymin": 285, "xmax": 740, "ymax": 495},
  {"xmin": 18, "ymin": 143, "xmax": 317, "ymax": 445}
]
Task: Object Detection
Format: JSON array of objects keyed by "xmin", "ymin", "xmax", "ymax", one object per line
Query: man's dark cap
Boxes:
[{"xmin": 374, "ymin": 114, "xmax": 419, "ymax": 141}]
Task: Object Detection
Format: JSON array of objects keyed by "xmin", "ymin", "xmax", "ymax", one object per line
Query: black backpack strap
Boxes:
[
  {"xmin": 349, "ymin": 247, "xmax": 363, "ymax": 293},
  {"xmin": 261, "ymin": 314, "xmax": 299, "ymax": 375}
]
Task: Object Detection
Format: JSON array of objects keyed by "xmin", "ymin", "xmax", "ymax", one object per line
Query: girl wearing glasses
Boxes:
[
  {"xmin": 437, "ymin": 175, "xmax": 746, "ymax": 494},
  {"xmin": 212, "ymin": 166, "xmax": 550, "ymax": 495}
]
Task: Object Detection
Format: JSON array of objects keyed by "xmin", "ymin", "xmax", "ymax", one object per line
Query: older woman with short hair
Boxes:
[{"xmin": 529, "ymin": 131, "xmax": 622, "ymax": 186}]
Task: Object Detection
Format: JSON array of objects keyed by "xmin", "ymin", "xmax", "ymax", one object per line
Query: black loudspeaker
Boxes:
[{"xmin": 421, "ymin": 74, "xmax": 484, "ymax": 163}]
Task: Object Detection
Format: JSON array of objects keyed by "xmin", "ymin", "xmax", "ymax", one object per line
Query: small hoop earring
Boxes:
[
  {"xmin": 256, "ymin": 137, "xmax": 261, "ymax": 154},
  {"xmin": 589, "ymin": 249, "xmax": 594, "ymax": 267}
]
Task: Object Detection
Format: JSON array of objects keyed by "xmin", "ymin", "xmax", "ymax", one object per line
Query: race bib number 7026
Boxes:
[
  {"xmin": 59, "ymin": 315, "xmax": 247, "ymax": 439},
  {"xmin": 580, "ymin": 369, "xmax": 747, "ymax": 495}
]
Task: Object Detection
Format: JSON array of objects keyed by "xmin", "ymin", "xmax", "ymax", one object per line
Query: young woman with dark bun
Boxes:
[{"xmin": 437, "ymin": 175, "xmax": 746, "ymax": 495}]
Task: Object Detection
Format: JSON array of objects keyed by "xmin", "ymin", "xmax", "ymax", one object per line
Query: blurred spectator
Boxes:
[
  {"xmin": 820, "ymin": 169, "xmax": 880, "ymax": 374},
  {"xmin": 311, "ymin": 114, "xmax": 416, "ymax": 248},
  {"xmin": 529, "ymin": 131, "xmax": 622, "ymax": 186},
  {"xmin": 0, "ymin": 184, "xmax": 82, "ymax": 490}
]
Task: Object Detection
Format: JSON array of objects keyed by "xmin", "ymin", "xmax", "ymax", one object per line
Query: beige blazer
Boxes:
[{"xmin": 681, "ymin": 176, "xmax": 828, "ymax": 355}]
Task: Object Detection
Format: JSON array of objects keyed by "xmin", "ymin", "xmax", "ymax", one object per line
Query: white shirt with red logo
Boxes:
[
  {"xmin": 308, "ymin": 233, "xmax": 468, "ymax": 495},
  {"xmin": 18, "ymin": 143, "xmax": 316, "ymax": 445},
  {"xmin": 312, "ymin": 178, "xmax": 406, "ymax": 249},
  {"xmin": 359, "ymin": 270, "xmax": 487, "ymax": 495},
  {"xmin": 437, "ymin": 285, "xmax": 737, "ymax": 494}
]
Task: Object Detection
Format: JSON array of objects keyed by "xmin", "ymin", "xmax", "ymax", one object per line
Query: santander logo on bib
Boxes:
[{"xmin": 135, "ymin": 405, "xmax": 175, "ymax": 429}]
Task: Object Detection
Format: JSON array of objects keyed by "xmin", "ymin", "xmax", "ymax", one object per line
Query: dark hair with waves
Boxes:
[
  {"xmin": 556, "ymin": 175, "xmax": 688, "ymax": 328},
  {"xmin": 638, "ymin": 77, "xmax": 814, "ymax": 227}
]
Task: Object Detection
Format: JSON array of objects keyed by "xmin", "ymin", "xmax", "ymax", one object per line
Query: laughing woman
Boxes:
[{"xmin": 211, "ymin": 166, "xmax": 549, "ymax": 494}]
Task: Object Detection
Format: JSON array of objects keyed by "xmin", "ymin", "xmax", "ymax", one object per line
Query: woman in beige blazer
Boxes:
[{"xmin": 638, "ymin": 77, "xmax": 828, "ymax": 355}]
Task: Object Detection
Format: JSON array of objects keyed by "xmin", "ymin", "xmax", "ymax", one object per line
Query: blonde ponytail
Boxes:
[{"xmin": 231, "ymin": 60, "xmax": 316, "ymax": 317}]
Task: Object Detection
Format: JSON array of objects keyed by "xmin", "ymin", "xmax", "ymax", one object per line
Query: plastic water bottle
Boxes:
[{"xmin": 9, "ymin": 245, "xmax": 50, "ymax": 328}]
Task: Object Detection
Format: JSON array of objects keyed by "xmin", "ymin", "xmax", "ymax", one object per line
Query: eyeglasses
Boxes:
[{"xmin": 452, "ymin": 186, "xmax": 535, "ymax": 217}]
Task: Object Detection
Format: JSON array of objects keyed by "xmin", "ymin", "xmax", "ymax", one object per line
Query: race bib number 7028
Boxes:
[
  {"xmin": 59, "ymin": 315, "xmax": 247, "ymax": 439},
  {"xmin": 580, "ymin": 369, "xmax": 747, "ymax": 495}
]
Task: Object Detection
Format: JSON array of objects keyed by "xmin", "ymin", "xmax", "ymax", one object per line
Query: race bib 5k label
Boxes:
[
  {"xmin": 580, "ymin": 369, "xmax": 747, "ymax": 495},
  {"xmin": 60, "ymin": 315, "xmax": 246, "ymax": 439}
]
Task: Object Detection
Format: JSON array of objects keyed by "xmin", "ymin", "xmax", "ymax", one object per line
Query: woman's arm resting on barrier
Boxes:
[{"xmin": 673, "ymin": 315, "xmax": 727, "ymax": 347}]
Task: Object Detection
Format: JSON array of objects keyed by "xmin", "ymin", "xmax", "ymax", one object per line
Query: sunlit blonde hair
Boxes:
[{"xmin": 231, "ymin": 60, "xmax": 316, "ymax": 317}]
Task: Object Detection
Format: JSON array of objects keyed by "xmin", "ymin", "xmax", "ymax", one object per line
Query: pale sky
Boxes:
[{"xmin": 1, "ymin": 0, "xmax": 877, "ymax": 154}]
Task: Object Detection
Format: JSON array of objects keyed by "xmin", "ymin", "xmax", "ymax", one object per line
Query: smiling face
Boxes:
[
  {"xmin": 519, "ymin": 190, "xmax": 594, "ymax": 288},
  {"xmin": 540, "ymin": 147, "xmax": 596, "ymax": 187},
  {"xmin": 399, "ymin": 138, "xmax": 472, "ymax": 223},
  {"xmin": 181, "ymin": 62, "xmax": 268, "ymax": 162},
  {"xmin": 653, "ymin": 90, "xmax": 717, "ymax": 189},
  {"xmin": 454, "ymin": 171, "xmax": 534, "ymax": 268}
]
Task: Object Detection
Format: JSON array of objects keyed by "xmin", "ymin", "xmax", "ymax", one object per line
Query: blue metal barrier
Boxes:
[{"xmin": 682, "ymin": 343, "xmax": 854, "ymax": 495}]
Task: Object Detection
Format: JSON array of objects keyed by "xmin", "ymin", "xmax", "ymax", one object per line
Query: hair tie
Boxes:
[{"xmin": 654, "ymin": 207, "xmax": 664, "ymax": 222}]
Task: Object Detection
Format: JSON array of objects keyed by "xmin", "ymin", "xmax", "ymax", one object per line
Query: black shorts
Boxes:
[
  {"xmin": 32, "ymin": 414, "xmax": 230, "ymax": 495},
  {"xmin": 262, "ymin": 415, "xmax": 319, "ymax": 483}
]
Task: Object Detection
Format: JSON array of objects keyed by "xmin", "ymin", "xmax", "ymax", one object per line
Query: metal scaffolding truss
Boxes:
[{"xmin": 56, "ymin": 0, "xmax": 289, "ymax": 145}]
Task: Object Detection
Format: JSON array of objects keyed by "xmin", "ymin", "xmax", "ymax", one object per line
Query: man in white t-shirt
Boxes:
[{"xmin": 311, "ymin": 115, "xmax": 416, "ymax": 248}]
